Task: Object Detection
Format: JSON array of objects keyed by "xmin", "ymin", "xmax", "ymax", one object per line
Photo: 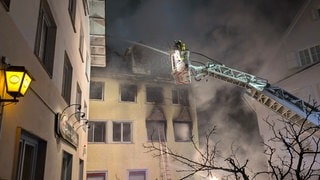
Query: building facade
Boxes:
[
  {"xmin": 0, "ymin": 0, "xmax": 91, "ymax": 179},
  {"xmin": 246, "ymin": 0, "xmax": 320, "ymax": 177},
  {"xmin": 87, "ymin": 45, "xmax": 200, "ymax": 179}
]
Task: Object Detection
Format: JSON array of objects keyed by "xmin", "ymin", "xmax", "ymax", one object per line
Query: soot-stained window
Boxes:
[
  {"xmin": 120, "ymin": 84, "xmax": 137, "ymax": 102},
  {"xmin": 173, "ymin": 121, "xmax": 192, "ymax": 142},
  {"xmin": 146, "ymin": 121, "xmax": 166, "ymax": 142},
  {"xmin": 146, "ymin": 87, "xmax": 163, "ymax": 104},
  {"xmin": 90, "ymin": 81, "xmax": 104, "ymax": 100},
  {"xmin": 172, "ymin": 88, "xmax": 189, "ymax": 106}
]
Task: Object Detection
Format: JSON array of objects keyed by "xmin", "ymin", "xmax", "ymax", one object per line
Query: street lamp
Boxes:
[{"xmin": 1, "ymin": 66, "xmax": 33, "ymax": 102}]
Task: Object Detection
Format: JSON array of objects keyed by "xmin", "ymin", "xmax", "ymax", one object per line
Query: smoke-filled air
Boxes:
[{"xmin": 106, "ymin": 0, "xmax": 303, "ymax": 178}]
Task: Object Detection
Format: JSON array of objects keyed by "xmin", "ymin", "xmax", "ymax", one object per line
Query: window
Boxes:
[
  {"xmin": 88, "ymin": 121, "xmax": 106, "ymax": 143},
  {"xmin": 68, "ymin": 0, "xmax": 76, "ymax": 31},
  {"xmin": 0, "ymin": 0, "xmax": 10, "ymax": 10},
  {"xmin": 61, "ymin": 151, "xmax": 73, "ymax": 180},
  {"xmin": 173, "ymin": 121, "xmax": 192, "ymax": 141},
  {"xmin": 172, "ymin": 88, "xmax": 189, "ymax": 106},
  {"xmin": 79, "ymin": 24, "xmax": 84, "ymax": 61},
  {"xmin": 62, "ymin": 52, "xmax": 73, "ymax": 104},
  {"xmin": 146, "ymin": 86, "xmax": 163, "ymax": 104},
  {"xmin": 146, "ymin": 121, "xmax": 166, "ymax": 141},
  {"xmin": 87, "ymin": 172, "xmax": 107, "ymax": 180},
  {"xmin": 16, "ymin": 129, "xmax": 47, "ymax": 180},
  {"xmin": 90, "ymin": 81, "xmax": 104, "ymax": 100},
  {"xmin": 82, "ymin": 0, "xmax": 89, "ymax": 15},
  {"xmin": 120, "ymin": 84, "xmax": 137, "ymax": 102},
  {"xmin": 85, "ymin": 53, "xmax": 90, "ymax": 81},
  {"xmin": 75, "ymin": 83, "xmax": 82, "ymax": 120},
  {"xmin": 112, "ymin": 122, "xmax": 132, "ymax": 143},
  {"xmin": 128, "ymin": 170, "xmax": 147, "ymax": 180},
  {"xmin": 79, "ymin": 159, "xmax": 84, "ymax": 180},
  {"xmin": 298, "ymin": 45, "xmax": 320, "ymax": 66},
  {"xmin": 35, "ymin": 0, "xmax": 57, "ymax": 77}
]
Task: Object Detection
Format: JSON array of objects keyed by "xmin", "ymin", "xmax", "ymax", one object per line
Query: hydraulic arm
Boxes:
[{"xmin": 170, "ymin": 41, "xmax": 320, "ymax": 128}]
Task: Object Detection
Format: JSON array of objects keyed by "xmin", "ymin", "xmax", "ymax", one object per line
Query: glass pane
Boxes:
[
  {"xmin": 147, "ymin": 122, "xmax": 165, "ymax": 141},
  {"xmin": 146, "ymin": 87, "xmax": 163, "ymax": 103},
  {"xmin": 88, "ymin": 122, "xmax": 94, "ymax": 142},
  {"xmin": 172, "ymin": 89, "xmax": 179, "ymax": 104},
  {"xmin": 179, "ymin": 89, "xmax": 189, "ymax": 106},
  {"xmin": 90, "ymin": 82, "xmax": 103, "ymax": 100},
  {"xmin": 121, "ymin": 85, "xmax": 136, "ymax": 102},
  {"xmin": 123, "ymin": 123, "xmax": 131, "ymax": 142},
  {"xmin": 22, "ymin": 144, "xmax": 36, "ymax": 179},
  {"xmin": 94, "ymin": 122, "xmax": 105, "ymax": 142},
  {"xmin": 113, "ymin": 122, "xmax": 121, "ymax": 142}
]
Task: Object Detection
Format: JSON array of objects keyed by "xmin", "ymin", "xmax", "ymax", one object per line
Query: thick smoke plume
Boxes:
[{"xmin": 106, "ymin": 0, "xmax": 303, "ymax": 177}]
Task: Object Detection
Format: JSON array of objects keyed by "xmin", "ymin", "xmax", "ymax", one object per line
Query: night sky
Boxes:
[{"xmin": 106, "ymin": 0, "xmax": 304, "ymax": 176}]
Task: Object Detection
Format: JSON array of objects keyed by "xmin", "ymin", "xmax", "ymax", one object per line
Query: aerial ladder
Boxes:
[{"xmin": 170, "ymin": 41, "xmax": 320, "ymax": 134}]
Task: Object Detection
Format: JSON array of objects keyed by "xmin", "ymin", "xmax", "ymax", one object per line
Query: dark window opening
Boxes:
[
  {"xmin": 172, "ymin": 88, "xmax": 189, "ymax": 106},
  {"xmin": 35, "ymin": 0, "xmax": 57, "ymax": 77},
  {"xmin": 120, "ymin": 84, "xmax": 137, "ymax": 102},
  {"xmin": 61, "ymin": 151, "xmax": 73, "ymax": 180},
  {"xmin": 62, "ymin": 52, "xmax": 73, "ymax": 104},
  {"xmin": 89, "ymin": 81, "xmax": 104, "ymax": 100},
  {"xmin": 0, "ymin": 0, "xmax": 10, "ymax": 10},
  {"xmin": 146, "ymin": 87, "xmax": 163, "ymax": 104},
  {"xmin": 146, "ymin": 121, "xmax": 166, "ymax": 142},
  {"xmin": 88, "ymin": 121, "xmax": 106, "ymax": 143},
  {"xmin": 16, "ymin": 129, "xmax": 47, "ymax": 180},
  {"xmin": 68, "ymin": 0, "xmax": 76, "ymax": 32}
]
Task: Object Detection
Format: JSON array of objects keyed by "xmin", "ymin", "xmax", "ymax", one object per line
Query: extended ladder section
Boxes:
[
  {"xmin": 158, "ymin": 130, "xmax": 171, "ymax": 180},
  {"xmin": 188, "ymin": 62, "xmax": 320, "ymax": 130},
  {"xmin": 248, "ymin": 86, "xmax": 320, "ymax": 128},
  {"xmin": 190, "ymin": 63, "xmax": 268, "ymax": 92}
]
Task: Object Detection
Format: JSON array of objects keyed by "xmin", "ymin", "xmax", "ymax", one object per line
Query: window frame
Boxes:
[
  {"xmin": 173, "ymin": 121, "xmax": 192, "ymax": 142},
  {"xmin": 87, "ymin": 172, "xmax": 107, "ymax": 180},
  {"xmin": 75, "ymin": 83, "xmax": 82, "ymax": 120},
  {"xmin": 61, "ymin": 151, "xmax": 73, "ymax": 180},
  {"xmin": 62, "ymin": 52, "xmax": 73, "ymax": 104},
  {"xmin": 68, "ymin": 0, "xmax": 77, "ymax": 32},
  {"xmin": 88, "ymin": 121, "xmax": 106, "ymax": 143},
  {"xmin": 128, "ymin": 169, "xmax": 147, "ymax": 180},
  {"xmin": 146, "ymin": 86, "xmax": 164, "ymax": 104},
  {"xmin": 146, "ymin": 120, "xmax": 166, "ymax": 142},
  {"xmin": 79, "ymin": 159, "xmax": 84, "ymax": 180},
  {"xmin": 172, "ymin": 88, "xmax": 189, "ymax": 106},
  {"xmin": 120, "ymin": 84, "xmax": 137, "ymax": 103},
  {"xmin": 15, "ymin": 129, "xmax": 47, "ymax": 180},
  {"xmin": 34, "ymin": 0, "xmax": 57, "ymax": 78},
  {"xmin": 89, "ymin": 81, "xmax": 104, "ymax": 100},
  {"xmin": 79, "ymin": 24, "xmax": 84, "ymax": 62},
  {"xmin": 112, "ymin": 121, "xmax": 133, "ymax": 143},
  {"xmin": 0, "ymin": 0, "xmax": 10, "ymax": 11},
  {"xmin": 298, "ymin": 45, "xmax": 320, "ymax": 66}
]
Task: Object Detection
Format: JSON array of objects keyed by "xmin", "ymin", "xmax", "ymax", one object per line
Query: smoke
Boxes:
[{"xmin": 106, "ymin": 0, "xmax": 303, "ymax": 176}]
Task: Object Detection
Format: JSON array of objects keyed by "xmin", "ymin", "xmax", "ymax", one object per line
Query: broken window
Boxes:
[
  {"xmin": 112, "ymin": 122, "xmax": 132, "ymax": 143},
  {"xmin": 146, "ymin": 86, "xmax": 163, "ymax": 104},
  {"xmin": 173, "ymin": 121, "xmax": 192, "ymax": 141},
  {"xmin": 172, "ymin": 88, "xmax": 189, "ymax": 106},
  {"xmin": 146, "ymin": 121, "xmax": 166, "ymax": 142},
  {"xmin": 120, "ymin": 84, "xmax": 137, "ymax": 102},
  {"xmin": 90, "ymin": 81, "xmax": 104, "ymax": 100},
  {"xmin": 88, "ymin": 121, "xmax": 106, "ymax": 143}
]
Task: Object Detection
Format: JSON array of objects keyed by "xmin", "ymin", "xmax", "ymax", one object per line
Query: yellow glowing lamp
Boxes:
[{"xmin": 4, "ymin": 66, "xmax": 33, "ymax": 99}]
